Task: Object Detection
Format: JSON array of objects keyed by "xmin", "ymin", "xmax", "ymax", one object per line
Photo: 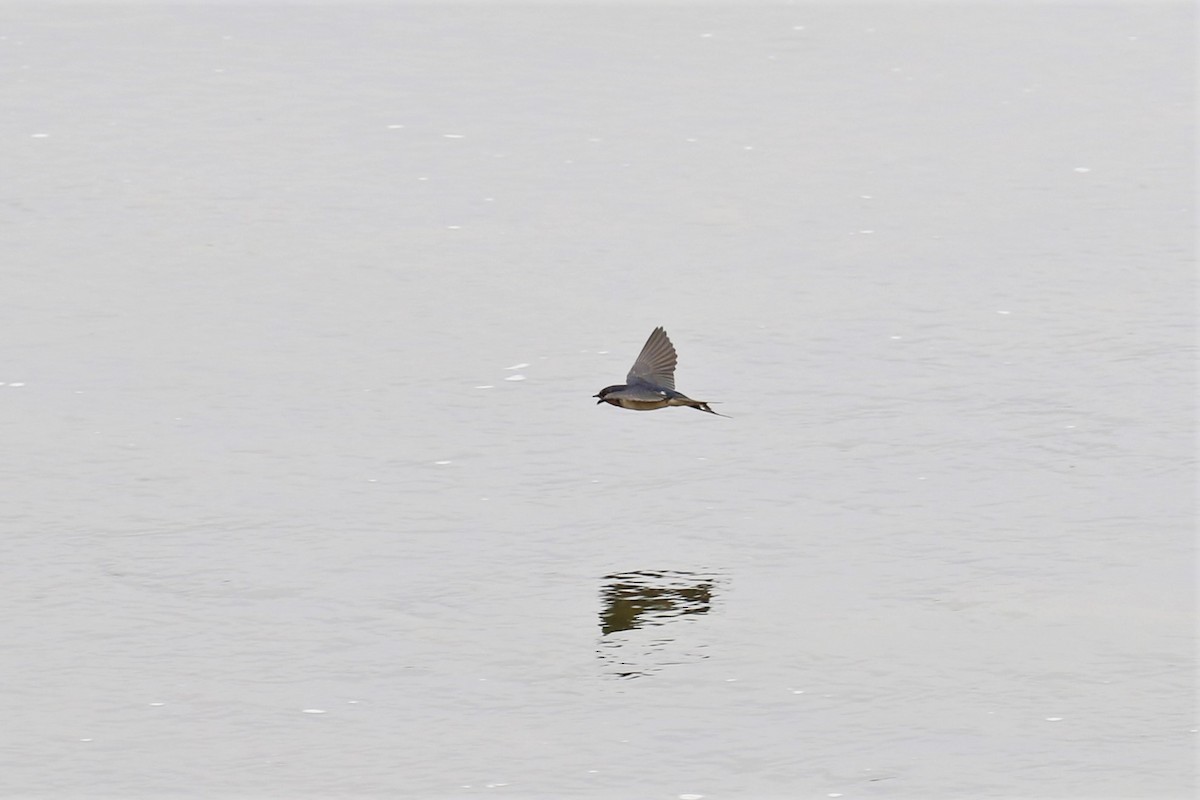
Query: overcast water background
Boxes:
[{"xmin": 1, "ymin": 3, "xmax": 1195, "ymax": 799}]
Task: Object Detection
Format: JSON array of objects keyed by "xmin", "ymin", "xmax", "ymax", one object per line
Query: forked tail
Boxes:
[{"xmin": 689, "ymin": 400, "xmax": 729, "ymax": 418}]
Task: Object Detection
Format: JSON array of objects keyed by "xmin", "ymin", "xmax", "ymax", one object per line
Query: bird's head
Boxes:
[{"xmin": 594, "ymin": 385, "xmax": 623, "ymax": 405}]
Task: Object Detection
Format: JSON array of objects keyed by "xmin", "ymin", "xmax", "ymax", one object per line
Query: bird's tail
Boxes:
[{"xmin": 688, "ymin": 400, "xmax": 729, "ymax": 418}]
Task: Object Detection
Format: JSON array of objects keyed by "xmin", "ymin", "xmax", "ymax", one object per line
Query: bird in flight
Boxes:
[{"xmin": 594, "ymin": 327, "xmax": 726, "ymax": 417}]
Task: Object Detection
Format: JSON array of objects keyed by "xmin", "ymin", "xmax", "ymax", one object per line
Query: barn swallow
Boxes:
[{"xmin": 594, "ymin": 327, "xmax": 726, "ymax": 417}]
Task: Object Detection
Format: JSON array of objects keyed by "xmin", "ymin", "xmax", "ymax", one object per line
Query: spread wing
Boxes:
[{"xmin": 626, "ymin": 326, "xmax": 677, "ymax": 390}]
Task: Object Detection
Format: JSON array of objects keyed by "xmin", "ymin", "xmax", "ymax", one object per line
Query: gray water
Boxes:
[{"xmin": 2, "ymin": 4, "xmax": 1195, "ymax": 798}]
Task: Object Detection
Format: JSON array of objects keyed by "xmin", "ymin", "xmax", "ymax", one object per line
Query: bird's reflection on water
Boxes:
[{"xmin": 597, "ymin": 569, "xmax": 720, "ymax": 679}]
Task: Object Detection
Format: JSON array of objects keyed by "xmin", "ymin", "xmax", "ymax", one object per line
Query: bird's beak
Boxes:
[{"xmin": 594, "ymin": 397, "xmax": 604, "ymax": 404}]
